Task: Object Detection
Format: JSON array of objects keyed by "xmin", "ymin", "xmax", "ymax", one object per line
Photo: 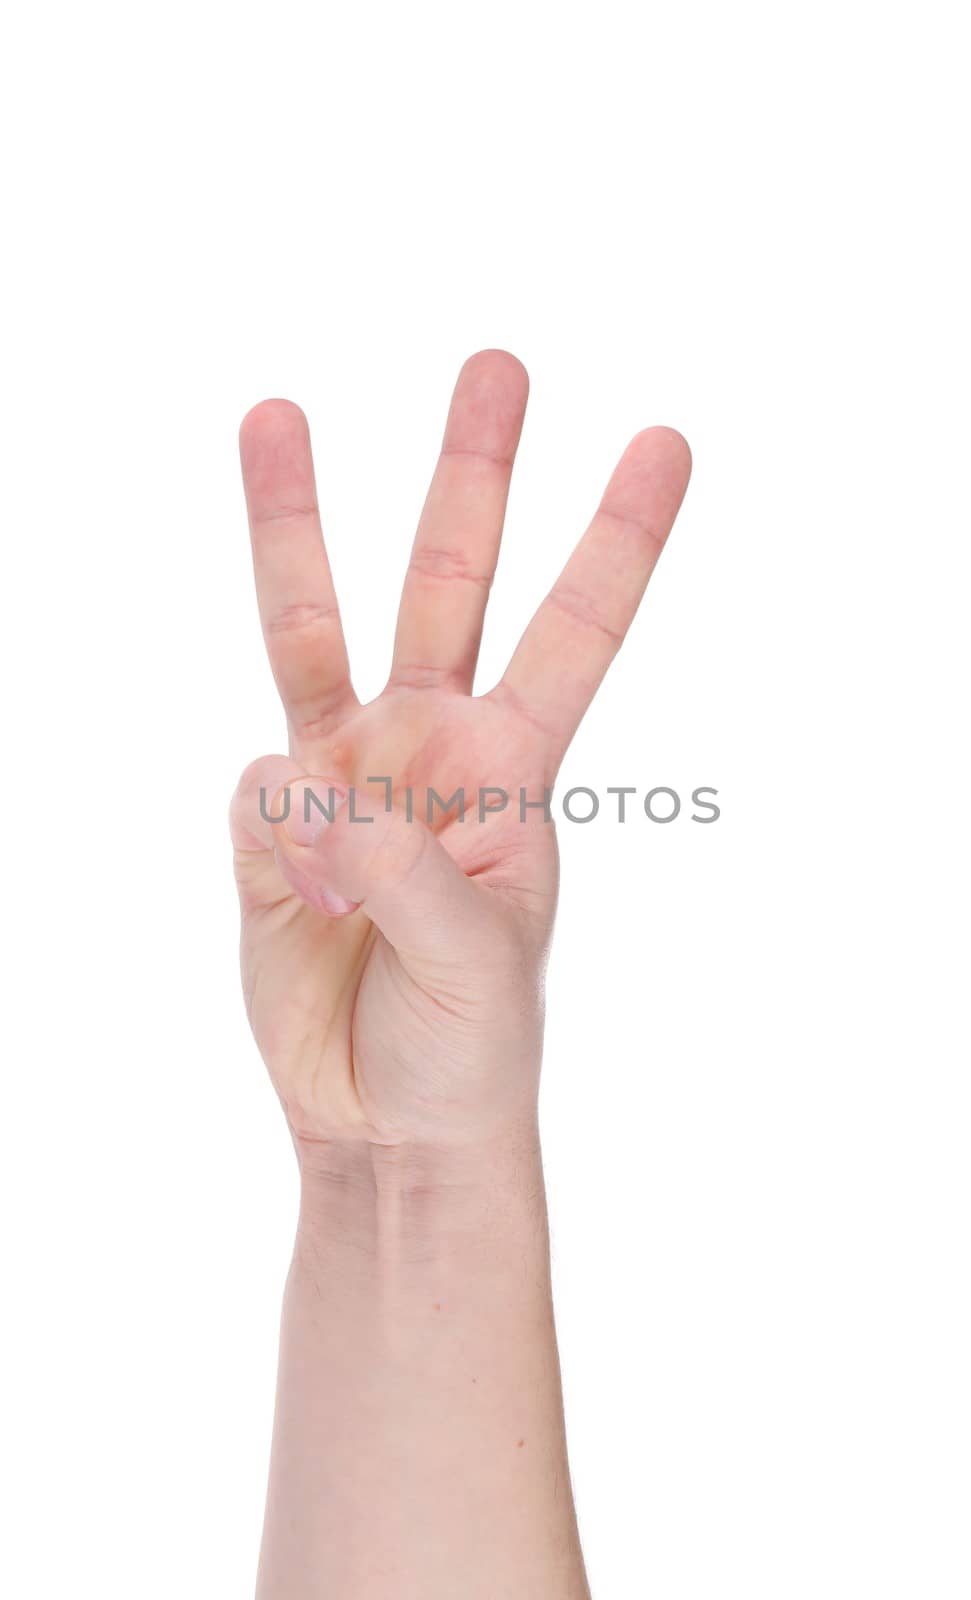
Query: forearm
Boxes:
[{"xmin": 256, "ymin": 1118, "xmax": 589, "ymax": 1599}]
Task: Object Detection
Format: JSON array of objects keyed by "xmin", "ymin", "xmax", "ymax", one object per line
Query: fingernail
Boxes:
[
  {"xmin": 318, "ymin": 886, "xmax": 359, "ymax": 917},
  {"xmin": 274, "ymin": 848, "xmax": 360, "ymax": 919},
  {"xmin": 284, "ymin": 781, "xmax": 347, "ymax": 847}
]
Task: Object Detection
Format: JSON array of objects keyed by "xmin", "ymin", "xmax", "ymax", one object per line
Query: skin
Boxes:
[{"xmin": 230, "ymin": 350, "xmax": 691, "ymax": 1597}]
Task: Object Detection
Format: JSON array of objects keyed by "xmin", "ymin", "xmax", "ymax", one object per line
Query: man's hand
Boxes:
[{"xmin": 230, "ymin": 350, "xmax": 691, "ymax": 1154}]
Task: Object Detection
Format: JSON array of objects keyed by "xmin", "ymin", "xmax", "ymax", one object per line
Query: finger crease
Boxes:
[
  {"xmin": 546, "ymin": 586, "xmax": 624, "ymax": 644},
  {"xmin": 408, "ymin": 548, "xmax": 493, "ymax": 590},
  {"xmin": 492, "ymin": 679, "xmax": 559, "ymax": 742},
  {"xmin": 598, "ymin": 505, "xmax": 666, "ymax": 553},
  {"xmin": 388, "ymin": 663, "xmax": 468, "ymax": 691},
  {"xmin": 252, "ymin": 502, "xmax": 320, "ymax": 526},
  {"xmin": 267, "ymin": 603, "xmax": 341, "ymax": 635},
  {"xmin": 440, "ymin": 445, "xmax": 515, "ymax": 469},
  {"xmin": 291, "ymin": 685, "xmax": 356, "ymax": 738}
]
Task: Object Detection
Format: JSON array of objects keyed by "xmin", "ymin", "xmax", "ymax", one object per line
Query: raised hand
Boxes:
[{"xmin": 230, "ymin": 350, "xmax": 690, "ymax": 1154}]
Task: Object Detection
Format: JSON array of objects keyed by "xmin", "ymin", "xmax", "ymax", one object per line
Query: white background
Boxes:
[{"xmin": 2, "ymin": 3, "xmax": 968, "ymax": 1595}]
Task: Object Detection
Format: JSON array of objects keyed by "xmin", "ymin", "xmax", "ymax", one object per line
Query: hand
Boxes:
[{"xmin": 230, "ymin": 351, "xmax": 690, "ymax": 1155}]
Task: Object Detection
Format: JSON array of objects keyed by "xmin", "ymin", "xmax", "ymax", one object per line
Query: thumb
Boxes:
[{"xmin": 273, "ymin": 778, "xmax": 495, "ymax": 960}]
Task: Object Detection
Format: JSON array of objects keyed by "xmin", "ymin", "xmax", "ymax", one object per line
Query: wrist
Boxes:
[{"xmin": 292, "ymin": 1120, "xmax": 548, "ymax": 1274}]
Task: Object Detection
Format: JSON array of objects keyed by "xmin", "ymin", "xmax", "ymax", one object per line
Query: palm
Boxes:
[{"xmin": 232, "ymin": 352, "xmax": 690, "ymax": 1143}]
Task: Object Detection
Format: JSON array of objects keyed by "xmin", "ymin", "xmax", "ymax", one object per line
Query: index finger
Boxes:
[{"xmin": 239, "ymin": 400, "xmax": 358, "ymax": 754}]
